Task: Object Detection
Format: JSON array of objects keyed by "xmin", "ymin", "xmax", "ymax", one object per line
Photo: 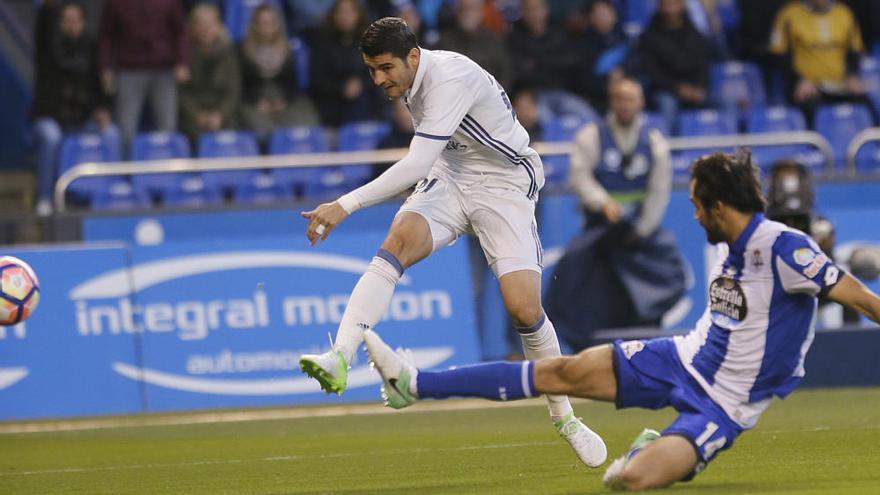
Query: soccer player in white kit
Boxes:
[
  {"xmin": 298, "ymin": 17, "xmax": 607, "ymax": 467},
  {"xmin": 363, "ymin": 151, "xmax": 880, "ymax": 490}
]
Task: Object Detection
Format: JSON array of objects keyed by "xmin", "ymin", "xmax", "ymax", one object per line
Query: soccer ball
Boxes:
[{"xmin": 0, "ymin": 256, "xmax": 40, "ymax": 326}]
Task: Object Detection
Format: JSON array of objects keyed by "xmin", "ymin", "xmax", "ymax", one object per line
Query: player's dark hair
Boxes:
[
  {"xmin": 690, "ymin": 149, "xmax": 767, "ymax": 214},
  {"xmin": 360, "ymin": 17, "xmax": 418, "ymax": 60}
]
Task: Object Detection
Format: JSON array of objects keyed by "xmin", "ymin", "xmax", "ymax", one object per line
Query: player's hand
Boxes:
[
  {"xmin": 301, "ymin": 201, "xmax": 349, "ymax": 246},
  {"xmin": 794, "ymin": 79, "xmax": 819, "ymax": 103},
  {"xmin": 602, "ymin": 199, "xmax": 622, "ymax": 224}
]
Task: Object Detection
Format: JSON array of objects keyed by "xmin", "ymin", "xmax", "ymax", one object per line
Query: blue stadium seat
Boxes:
[
  {"xmin": 225, "ymin": 0, "xmax": 283, "ymax": 42},
  {"xmin": 715, "ymin": 0, "xmax": 740, "ymax": 31},
  {"xmin": 197, "ymin": 130, "xmax": 260, "ymax": 190},
  {"xmin": 161, "ymin": 176, "xmax": 224, "ymax": 208},
  {"xmin": 233, "ymin": 171, "xmax": 291, "ymax": 205},
  {"xmin": 290, "ymin": 35, "xmax": 310, "ymax": 91},
  {"xmin": 541, "ymin": 113, "xmax": 597, "ymax": 185},
  {"xmin": 814, "ymin": 103, "xmax": 875, "ymax": 170},
  {"xmin": 90, "ymin": 181, "xmax": 152, "ymax": 211},
  {"xmin": 745, "ymin": 106, "xmax": 813, "ymax": 170},
  {"xmin": 129, "ymin": 131, "xmax": 192, "ymax": 195},
  {"xmin": 268, "ymin": 126, "xmax": 329, "ymax": 192},
  {"xmin": 301, "ymin": 120, "xmax": 391, "ymax": 198},
  {"xmin": 709, "ymin": 61, "xmax": 766, "ymax": 116},
  {"xmin": 57, "ymin": 132, "xmax": 124, "ymax": 201},
  {"xmin": 623, "ymin": 0, "xmax": 655, "ymax": 36},
  {"xmin": 861, "ymin": 57, "xmax": 880, "ymax": 117},
  {"xmin": 643, "ymin": 112, "xmax": 669, "ymax": 136},
  {"xmin": 673, "ymin": 109, "xmax": 738, "ymax": 177}
]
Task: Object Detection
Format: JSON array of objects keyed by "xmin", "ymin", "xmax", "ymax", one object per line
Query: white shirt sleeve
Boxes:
[
  {"xmin": 337, "ymin": 135, "xmax": 447, "ymax": 213},
  {"xmin": 415, "ymin": 79, "xmax": 476, "ymax": 139},
  {"xmin": 634, "ymin": 129, "xmax": 672, "ymax": 237}
]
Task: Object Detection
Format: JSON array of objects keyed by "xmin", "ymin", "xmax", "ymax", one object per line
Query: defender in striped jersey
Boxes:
[
  {"xmin": 298, "ymin": 17, "xmax": 607, "ymax": 467},
  {"xmin": 364, "ymin": 151, "xmax": 880, "ymax": 490}
]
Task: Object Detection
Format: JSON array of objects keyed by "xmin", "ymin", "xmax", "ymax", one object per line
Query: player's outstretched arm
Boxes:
[
  {"xmin": 827, "ymin": 272, "xmax": 880, "ymax": 324},
  {"xmin": 301, "ymin": 201, "xmax": 349, "ymax": 246}
]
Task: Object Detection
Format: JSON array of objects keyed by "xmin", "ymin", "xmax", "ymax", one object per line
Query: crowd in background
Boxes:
[{"xmin": 28, "ymin": 0, "xmax": 880, "ymax": 214}]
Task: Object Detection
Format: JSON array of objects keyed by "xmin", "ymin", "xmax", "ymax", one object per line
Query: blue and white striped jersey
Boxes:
[
  {"xmin": 674, "ymin": 213, "xmax": 842, "ymax": 428},
  {"xmin": 402, "ymin": 49, "xmax": 544, "ymax": 198}
]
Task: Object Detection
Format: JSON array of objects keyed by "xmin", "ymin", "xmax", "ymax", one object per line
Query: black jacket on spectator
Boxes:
[
  {"xmin": 638, "ymin": 15, "xmax": 710, "ymax": 97},
  {"xmin": 506, "ymin": 19, "xmax": 575, "ymax": 91},
  {"xmin": 308, "ymin": 30, "xmax": 380, "ymax": 127},
  {"xmin": 437, "ymin": 26, "xmax": 512, "ymax": 89},
  {"xmin": 32, "ymin": 30, "xmax": 108, "ymax": 129},
  {"xmin": 574, "ymin": 26, "xmax": 631, "ymax": 112},
  {"xmin": 737, "ymin": 0, "xmax": 789, "ymax": 62},
  {"xmin": 237, "ymin": 44, "xmax": 298, "ymax": 106}
]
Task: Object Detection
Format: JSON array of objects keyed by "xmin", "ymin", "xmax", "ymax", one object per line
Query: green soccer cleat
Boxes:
[
  {"xmin": 554, "ymin": 412, "xmax": 608, "ymax": 468},
  {"xmin": 299, "ymin": 348, "xmax": 349, "ymax": 395},
  {"xmin": 603, "ymin": 428, "xmax": 661, "ymax": 490},
  {"xmin": 362, "ymin": 329, "xmax": 418, "ymax": 409}
]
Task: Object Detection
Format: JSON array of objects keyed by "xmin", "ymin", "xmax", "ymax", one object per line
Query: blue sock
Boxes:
[{"xmin": 417, "ymin": 361, "xmax": 536, "ymax": 401}]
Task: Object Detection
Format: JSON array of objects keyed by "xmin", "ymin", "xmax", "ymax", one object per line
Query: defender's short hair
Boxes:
[
  {"xmin": 690, "ymin": 150, "xmax": 767, "ymax": 213},
  {"xmin": 360, "ymin": 17, "xmax": 418, "ymax": 59}
]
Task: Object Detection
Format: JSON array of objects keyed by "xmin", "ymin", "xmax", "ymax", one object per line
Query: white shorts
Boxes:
[{"xmin": 398, "ymin": 174, "xmax": 543, "ymax": 278}]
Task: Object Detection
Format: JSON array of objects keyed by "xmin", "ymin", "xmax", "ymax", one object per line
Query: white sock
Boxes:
[
  {"xmin": 334, "ymin": 251, "xmax": 402, "ymax": 363},
  {"xmin": 518, "ymin": 314, "xmax": 574, "ymax": 421}
]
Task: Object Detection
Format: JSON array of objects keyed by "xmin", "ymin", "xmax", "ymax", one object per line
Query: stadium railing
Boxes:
[
  {"xmin": 846, "ymin": 127, "xmax": 880, "ymax": 176},
  {"xmin": 54, "ymin": 131, "xmax": 836, "ymax": 213}
]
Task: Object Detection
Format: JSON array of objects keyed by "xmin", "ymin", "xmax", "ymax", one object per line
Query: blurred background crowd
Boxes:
[{"xmin": 0, "ymin": 0, "xmax": 879, "ymax": 217}]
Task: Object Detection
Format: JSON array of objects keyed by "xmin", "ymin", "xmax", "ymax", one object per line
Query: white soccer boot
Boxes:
[
  {"xmin": 554, "ymin": 412, "xmax": 608, "ymax": 468},
  {"xmin": 363, "ymin": 330, "xmax": 419, "ymax": 409}
]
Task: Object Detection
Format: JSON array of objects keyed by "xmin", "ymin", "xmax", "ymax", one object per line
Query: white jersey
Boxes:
[
  {"xmin": 674, "ymin": 214, "xmax": 842, "ymax": 428},
  {"xmin": 403, "ymin": 49, "xmax": 543, "ymax": 199}
]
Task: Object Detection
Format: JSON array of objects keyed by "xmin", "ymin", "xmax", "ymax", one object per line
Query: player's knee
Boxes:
[
  {"xmin": 618, "ymin": 464, "xmax": 671, "ymax": 491},
  {"xmin": 509, "ymin": 305, "xmax": 543, "ymax": 329}
]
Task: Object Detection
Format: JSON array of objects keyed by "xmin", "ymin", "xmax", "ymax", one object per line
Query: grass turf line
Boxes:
[{"xmin": 1, "ymin": 388, "xmax": 879, "ymax": 494}]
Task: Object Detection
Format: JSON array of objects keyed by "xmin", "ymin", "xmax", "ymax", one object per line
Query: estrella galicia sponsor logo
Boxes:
[
  {"xmin": 67, "ymin": 251, "xmax": 457, "ymax": 395},
  {"xmin": 709, "ymin": 277, "xmax": 747, "ymax": 325}
]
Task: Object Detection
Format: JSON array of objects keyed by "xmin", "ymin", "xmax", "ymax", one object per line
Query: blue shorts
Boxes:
[{"xmin": 612, "ymin": 338, "xmax": 744, "ymax": 472}]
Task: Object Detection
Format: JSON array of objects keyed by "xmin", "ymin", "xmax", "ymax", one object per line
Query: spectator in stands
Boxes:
[
  {"xmin": 309, "ymin": 0, "xmax": 383, "ymax": 127},
  {"xmin": 769, "ymin": 0, "xmax": 871, "ymax": 126},
  {"xmin": 511, "ymin": 85, "xmax": 543, "ymax": 141},
  {"xmin": 286, "ymin": 0, "xmax": 335, "ymax": 38},
  {"xmin": 507, "ymin": 0, "xmax": 573, "ymax": 92},
  {"xmin": 436, "ymin": 0, "xmax": 512, "ymax": 88},
  {"xmin": 179, "ymin": 3, "xmax": 240, "ymax": 143},
  {"xmin": 638, "ymin": 0, "xmax": 711, "ymax": 132},
  {"xmin": 545, "ymin": 77, "xmax": 685, "ymax": 351},
  {"xmin": 31, "ymin": 1, "xmax": 115, "ymax": 216},
  {"xmin": 572, "ymin": 0, "xmax": 631, "ymax": 114},
  {"xmin": 737, "ymin": 0, "xmax": 789, "ymax": 102},
  {"xmin": 98, "ymin": 0, "xmax": 189, "ymax": 146},
  {"xmin": 238, "ymin": 4, "xmax": 318, "ymax": 142}
]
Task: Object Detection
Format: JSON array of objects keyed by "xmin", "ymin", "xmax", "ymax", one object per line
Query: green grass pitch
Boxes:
[{"xmin": 1, "ymin": 388, "xmax": 879, "ymax": 494}]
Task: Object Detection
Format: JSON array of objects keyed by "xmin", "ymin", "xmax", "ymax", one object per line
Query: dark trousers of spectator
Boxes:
[
  {"xmin": 115, "ymin": 69, "xmax": 177, "ymax": 146},
  {"xmin": 798, "ymin": 91, "xmax": 879, "ymax": 128}
]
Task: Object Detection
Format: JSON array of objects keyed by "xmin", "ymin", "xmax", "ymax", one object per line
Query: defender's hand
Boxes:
[{"xmin": 301, "ymin": 201, "xmax": 349, "ymax": 245}]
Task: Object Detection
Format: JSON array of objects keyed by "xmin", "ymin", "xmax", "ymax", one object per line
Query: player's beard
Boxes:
[{"xmin": 701, "ymin": 215, "xmax": 725, "ymax": 244}]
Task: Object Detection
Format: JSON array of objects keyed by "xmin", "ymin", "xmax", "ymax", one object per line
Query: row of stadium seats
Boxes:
[
  {"xmin": 60, "ymin": 100, "xmax": 877, "ymax": 211},
  {"xmin": 61, "ymin": 121, "xmax": 391, "ymax": 210},
  {"xmin": 538, "ymin": 103, "xmax": 879, "ymax": 183}
]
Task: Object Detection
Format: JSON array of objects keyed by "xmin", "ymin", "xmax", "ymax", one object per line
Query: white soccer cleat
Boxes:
[
  {"xmin": 602, "ymin": 456, "xmax": 628, "ymax": 490},
  {"xmin": 554, "ymin": 412, "xmax": 608, "ymax": 468},
  {"xmin": 363, "ymin": 330, "xmax": 419, "ymax": 409},
  {"xmin": 299, "ymin": 348, "xmax": 348, "ymax": 395}
]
